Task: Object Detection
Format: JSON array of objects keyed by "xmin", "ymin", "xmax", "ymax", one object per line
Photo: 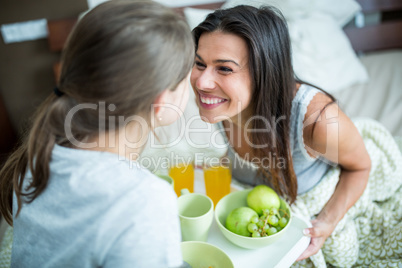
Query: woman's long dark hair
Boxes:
[
  {"xmin": 193, "ymin": 5, "xmax": 335, "ymax": 204},
  {"xmin": 0, "ymin": 0, "xmax": 194, "ymax": 225}
]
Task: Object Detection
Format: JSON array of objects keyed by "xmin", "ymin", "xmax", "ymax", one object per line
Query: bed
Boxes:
[
  {"xmin": 179, "ymin": 0, "xmax": 402, "ymax": 134},
  {"xmin": 43, "ymin": 0, "xmax": 402, "ymax": 139},
  {"xmin": 141, "ymin": 0, "xmax": 402, "ymax": 164}
]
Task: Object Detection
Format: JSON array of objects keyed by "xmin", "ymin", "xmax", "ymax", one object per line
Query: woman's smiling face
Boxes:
[{"xmin": 190, "ymin": 31, "xmax": 253, "ymax": 124}]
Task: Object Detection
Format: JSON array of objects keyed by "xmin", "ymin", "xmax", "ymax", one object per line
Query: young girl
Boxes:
[
  {"xmin": 190, "ymin": 5, "xmax": 402, "ymax": 266},
  {"xmin": 0, "ymin": 1, "xmax": 194, "ymax": 267}
]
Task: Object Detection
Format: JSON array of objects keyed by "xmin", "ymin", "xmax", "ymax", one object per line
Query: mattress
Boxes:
[{"xmin": 333, "ymin": 50, "xmax": 402, "ymax": 136}]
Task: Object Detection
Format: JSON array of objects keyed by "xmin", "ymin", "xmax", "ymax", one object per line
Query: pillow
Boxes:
[
  {"xmin": 221, "ymin": 0, "xmax": 360, "ymax": 26},
  {"xmin": 222, "ymin": 0, "xmax": 310, "ymax": 22},
  {"xmin": 185, "ymin": 0, "xmax": 368, "ymax": 93},
  {"xmin": 313, "ymin": 0, "xmax": 361, "ymax": 26},
  {"xmin": 183, "ymin": 7, "xmax": 214, "ymax": 30},
  {"xmin": 288, "ymin": 13, "xmax": 368, "ymax": 92}
]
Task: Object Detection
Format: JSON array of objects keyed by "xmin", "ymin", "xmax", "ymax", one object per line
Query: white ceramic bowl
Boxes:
[
  {"xmin": 215, "ymin": 189, "xmax": 292, "ymax": 249},
  {"xmin": 181, "ymin": 241, "xmax": 234, "ymax": 268}
]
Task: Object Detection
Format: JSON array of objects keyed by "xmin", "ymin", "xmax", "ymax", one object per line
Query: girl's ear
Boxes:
[
  {"xmin": 152, "ymin": 89, "xmax": 170, "ymax": 127},
  {"xmin": 153, "ymin": 77, "xmax": 189, "ymax": 128}
]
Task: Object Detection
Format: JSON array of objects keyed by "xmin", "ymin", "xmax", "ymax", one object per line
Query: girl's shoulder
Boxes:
[{"xmin": 52, "ymin": 145, "xmax": 173, "ymax": 199}]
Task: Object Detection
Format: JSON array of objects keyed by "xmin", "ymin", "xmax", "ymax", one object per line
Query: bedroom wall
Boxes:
[
  {"xmin": 0, "ymin": 0, "xmax": 221, "ymax": 133},
  {"xmin": 0, "ymin": 0, "xmax": 88, "ymax": 163},
  {"xmin": 0, "ymin": 0, "xmax": 88, "ymax": 134},
  {"xmin": 0, "ymin": 0, "xmax": 222, "ymax": 162}
]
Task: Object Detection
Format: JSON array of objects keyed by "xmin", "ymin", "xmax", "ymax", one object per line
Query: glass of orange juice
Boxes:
[
  {"xmin": 203, "ymin": 156, "xmax": 232, "ymax": 207},
  {"xmin": 169, "ymin": 161, "xmax": 194, "ymax": 197}
]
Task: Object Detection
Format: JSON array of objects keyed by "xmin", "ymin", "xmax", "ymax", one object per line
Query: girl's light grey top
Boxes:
[{"xmin": 12, "ymin": 144, "xmax": 182, "ymax": 267}]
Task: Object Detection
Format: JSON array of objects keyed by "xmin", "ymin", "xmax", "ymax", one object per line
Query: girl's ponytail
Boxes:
[
  {"xmin": 0, "ymin": 95, "xmax": 58, "ymax": 225},
  {"xmin": 0, "ymin": 144, "xmax": 27, "ymax": 225}
]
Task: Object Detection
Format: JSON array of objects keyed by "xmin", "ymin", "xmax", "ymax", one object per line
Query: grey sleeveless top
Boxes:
[{"xmin": 219, "ymin": 84, "xmax": 331, "ymax": 194}]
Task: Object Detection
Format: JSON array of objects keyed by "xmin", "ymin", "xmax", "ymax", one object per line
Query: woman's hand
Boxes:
[{"xmin": 296, "ymin": 216, "xmax": 336, "ymax": 261}]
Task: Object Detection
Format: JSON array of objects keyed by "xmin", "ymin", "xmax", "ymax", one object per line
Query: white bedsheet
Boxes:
[{"xmin": 333, "ymin": 50, "xmax": 402, "ymax": 136}]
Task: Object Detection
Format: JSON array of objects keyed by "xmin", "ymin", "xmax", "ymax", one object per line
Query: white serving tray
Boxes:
[
  {"xmin": 206, "ymin": 215, "xmax": 311, "ymax": 268},
  {"xmin": 193, "ymin": 168, "xmax": 311, "ymax": 267}
]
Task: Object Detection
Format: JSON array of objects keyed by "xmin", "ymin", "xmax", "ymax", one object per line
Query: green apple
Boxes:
[
  {"xmin": 226, "ymin": 207, "xmax": 258, "ymax": 237},
  {"xmin": 247, "ymin": 185, "xmax": 280, "ymax": 215}
]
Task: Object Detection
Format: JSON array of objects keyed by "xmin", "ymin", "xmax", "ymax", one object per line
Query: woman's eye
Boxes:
[
  {"xmin": 195, "ymin": 61, "xmax": 206, "ymax": 69},
  {"xmin": 218, "ymin": 66, "xmax": 233, "ymax": 74}
]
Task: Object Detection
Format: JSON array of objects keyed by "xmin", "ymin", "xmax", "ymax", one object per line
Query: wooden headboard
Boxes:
[
  {"xmin": 344, "ymin": 0, "xmax": 402, "ymax": 52},
  {"xmin": 47, "ymin": 0, "xmax": 402, "ymax": 81}
]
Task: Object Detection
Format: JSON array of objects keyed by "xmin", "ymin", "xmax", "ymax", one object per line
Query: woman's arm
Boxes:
[{"xmin": 297, "ymin": 93, "xmax": 371, "ymax": 260}]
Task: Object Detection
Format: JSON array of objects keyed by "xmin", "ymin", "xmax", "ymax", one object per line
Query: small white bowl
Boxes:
[{"xmin": 181, "ymin": 241, "xmax": 234, "ymax": 268}]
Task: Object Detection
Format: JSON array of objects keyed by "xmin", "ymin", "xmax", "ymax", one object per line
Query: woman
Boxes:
[
  {"xmin": 0, "ymin": 1, "xmax": 193, "ymax": 267},
  {"xmin": 190, "ymin": 5, "xmax": 372, "ymax": 262}
]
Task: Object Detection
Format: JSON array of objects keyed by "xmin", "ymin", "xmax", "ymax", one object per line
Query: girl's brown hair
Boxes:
[{"xmin": 0, "ymin": 0, "xmax": 194, "ymax": 225}]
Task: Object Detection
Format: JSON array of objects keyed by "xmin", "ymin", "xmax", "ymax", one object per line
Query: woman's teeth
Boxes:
[{"xmin": 200, "ymin": 96, "xmax": 225, "ymax": 105}]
